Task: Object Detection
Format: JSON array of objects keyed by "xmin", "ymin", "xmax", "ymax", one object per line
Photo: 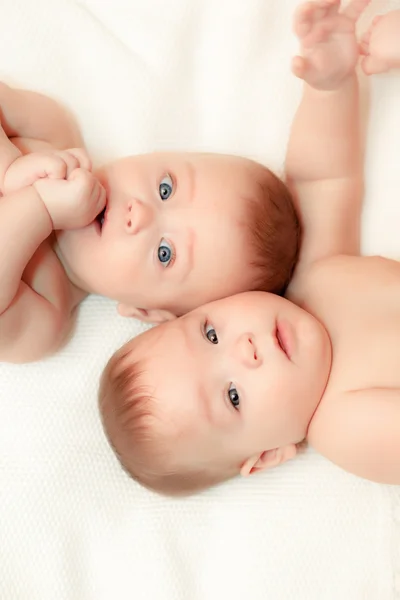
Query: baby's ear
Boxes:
[
  {"xmin": 117, "ymin": 303, "xmax": 177, "ymax": 324},
  {"xmin": 240, "ymin": 444, "xmax": 297, "ymax": 477}
]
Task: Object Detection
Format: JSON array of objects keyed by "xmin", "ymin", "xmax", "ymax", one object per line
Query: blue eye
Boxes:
[
  {"xmin": 205, "ymin": 322, "xmax": 218, "ymax": 344},
  {"xmin": 228, "ymin": 384, "xmax": 240, "ymax": 409},
  {"xmin": 158, "ymin": 238, "xmax": 174, "ymax": 266},
  {"xmin": 159, "ymin": 174, "xmax": 173, "ymax": 201}
]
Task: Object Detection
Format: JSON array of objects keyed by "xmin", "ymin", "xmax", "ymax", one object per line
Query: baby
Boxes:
[
  {"xmin": 0, "ymin": 94, "xmax": 299, "ymax": 361},
  {"xmin": 99, "ymin": 1, "xmax": 400, "ymax": 495}
]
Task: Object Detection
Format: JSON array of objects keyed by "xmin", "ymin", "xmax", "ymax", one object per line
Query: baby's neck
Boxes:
[
  {"xmin": 306, "ymin": 331, "xmax": 333, "ymax": 437},
  {"xmin": 52, "ymin": 235, "xmax": 90, "ymax": 303}
]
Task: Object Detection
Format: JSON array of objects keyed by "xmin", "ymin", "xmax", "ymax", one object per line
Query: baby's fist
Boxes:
[
  {"xmin": 3, "ymin": 148, "xmax": 91, "ymax": 195},
  {"xmin": 34, "ymin": 168, "xmax": 106, "ymax": 231}
]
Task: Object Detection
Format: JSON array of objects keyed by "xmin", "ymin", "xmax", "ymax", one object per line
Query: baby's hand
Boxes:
[
  {"xmin": 3, "ymin": 148, "xmax": 91, "ymax": 195},
  {"xmin": 292, "ymin": 0, "xmax": 370, "ymax": 90},
  {"xmin": 33, "ymin": 168, "xmax": 106, "ymax": 230},
  {"xmin": 360, "ymin": 11, "xmax": 400, "ymax": 75}
]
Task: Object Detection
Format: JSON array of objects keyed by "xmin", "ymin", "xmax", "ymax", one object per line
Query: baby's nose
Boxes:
[
  {"xmin": 233, "ymin": 333, "xmax": 261, "ymax": 369},
  {"xmin": 125, "ymin": 199, "xmax": 153, "ymax": 234}
]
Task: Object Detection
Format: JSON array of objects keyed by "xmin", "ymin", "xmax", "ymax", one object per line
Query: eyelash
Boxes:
[
  {"xmin": 159, "ymin": 173, "xmax": 175, "ymax": 201},
  {"xmin": 165, "ymin": 244, "xmax": 176, "ymax": 268},
  {"xmin": 227, "ymin": 384, "xmax": 240, "ymax": 411},
  {"xmin": 202, "ymin": 320, "xmax": 240, "ymax": 411},
  {"xmin": 203, "ymin": 319, "xmax": 218, "ymax": 344},
  {"xmin": 157, "ymin": 238, "xmax": 176, "ymax": 269},
  {"xmin": 157, "ymin": 174, "xmax": 176, "ymax": 268}
]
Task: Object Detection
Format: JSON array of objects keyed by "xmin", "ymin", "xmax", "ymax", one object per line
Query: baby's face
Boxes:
[
  {"xmin": 127, "ymin": 292, "xmax": 331, "ymax": 471},
  {"xmin": 56, "ymin": 152, "xmax": 260, "ymax": 318}
]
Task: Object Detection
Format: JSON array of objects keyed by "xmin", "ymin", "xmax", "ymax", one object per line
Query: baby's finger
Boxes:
[
  {"xmin": 43, "ymin": 155, "xmax": 68, "ymax": 180},
  {"xmin": 65, "ymin": 148, "xmax": 92, "ymax": 171},
  {"xmin": 98, "ymin": 184, "xmax": 107, "ymax": 209},
  {"xmin": 293, "ymin": 2, "xmax": 314, "ymax": 38},
  {"xmin": 361, "ymin": 54, "xmax": 387, "ymax": 75},
  {"xmin": 66, "ymin": 166, "xmax": 86, "ymax": 183},
  {"xmin": 54, "ymin": 151, "xmax": 79, "ymax": 178},
  {"xmin": 314, "ymin": 0, "xmax": 340, "ymax": 21},
  {"xmin": 291, "ymin": 55, "xmax": 307, "ymax": 80},
  {"xmin": 359, "ymin": 34, "xmax": 370, "ymax": 55},
  {"xmin": 324, "ymin": 0, "xmax": 340, "ymax": 13},
  {"xmin": 92, "ymin": 182, "xmax": 107, "ymax": 213},
  {"xmin": 342, "ymin": 0, "xmax": 371, "ymax": 23},
  {"xmin": 308, "ymin": 1, "xmax": 338, "ymax": 23}
]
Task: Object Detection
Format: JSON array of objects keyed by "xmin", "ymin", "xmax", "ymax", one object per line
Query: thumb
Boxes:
[
  {"xmin": 95, "ymin": 183, "xmax": 107, "ymax": 213},
  {"xmin": 291, "ymin": 55, "xmax": 307, "ymax": 79},
  {"xmin": 67, "ymin": 167, "xmax": 85, "ymax": 182},
  {"xmin": 361, "ymin": 54, "xmax": 388, "ymax": 75}
]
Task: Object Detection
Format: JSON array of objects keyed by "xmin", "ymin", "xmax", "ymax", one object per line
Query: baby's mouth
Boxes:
[
  {"xmin": 96, "ymin": 205, "xmax": 107, "ymax": 232},
  {"xmin": 275, "ymin": 323, "xmax": 290, "ymax": 360}
]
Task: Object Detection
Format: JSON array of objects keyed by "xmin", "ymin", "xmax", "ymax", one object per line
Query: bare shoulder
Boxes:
[
  {"xmin": 308, "ymin": 386, "xmax": 400, "ymax": 484},
  {"xmin": 286, "ymin": 254, "xmax": 352, "ymax": 304},
  {"xmin": 287, "ymin": 254, "xmax": 397, "ymax": 305}
]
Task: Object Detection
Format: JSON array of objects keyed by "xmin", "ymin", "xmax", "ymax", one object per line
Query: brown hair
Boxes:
[
  {"xmin": 99, "ymin": 342, "xmax": 237, "ymax": 496},
  {"xmin": 98, "ymin": 162, "xmax": 301, "ymax": 495},
  {"xmin": 99, "ymin": 335, "xmax": 306, "ymax": 496},
  {"xmin": 247, "ymin": 164, "xmax": 300, "ymax": 296}
]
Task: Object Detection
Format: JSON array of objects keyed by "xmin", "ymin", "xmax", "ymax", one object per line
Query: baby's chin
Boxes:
[{"xmin": 54, "ymin": 225, "xmax": 98, "ymax": 278}]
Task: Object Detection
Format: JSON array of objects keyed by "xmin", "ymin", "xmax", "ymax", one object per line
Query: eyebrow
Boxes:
[
  {"xmin": 177, "ymin": 160, "xmax": 196, "ymax": 282},
  {"xmin": 185, "ymin": 159, "xmax": 196, "ymax": 205},
  {"xmin": 168, "ymin": 161, "xmax": 196, "ymax": 283},
  {"xmin": 171, "ymin": 224, "xmax": 194, "ymax": 285},
  {"xmin": 181, "ymin": 319, "xmax": 214, "ymax": 424},
  {"xmin": 180, "ymin": 226, "xmax": 194, "ymax": 282},
  {"xmin": 198, "ymin": 373, "xmax": 231, "ymax": 430},
  {"xmin": 198, "ymin": 378, "xmax": 214, "ymax": 425}
]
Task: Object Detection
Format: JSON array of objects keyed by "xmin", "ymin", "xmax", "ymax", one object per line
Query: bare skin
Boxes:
[
  {"xmin": 360, "ymin": 9, "xmax": 400, "ymax": 74},
  {"xmin": 109, "ymin": 2, "xmax": 400, "ymax": 489},
  {"xmin": 0, "ymin": 86, "xmax": 102, "ymax": 362},
  {"xmin": 0, "ymin": 0, "xmax": 368, "ymax": 364},
  {"xmin": 0, "ymin": 100, "xmax": 276, "ymax": 362}
]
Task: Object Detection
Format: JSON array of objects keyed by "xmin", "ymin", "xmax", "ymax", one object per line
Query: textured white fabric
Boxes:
[{"xmin": 1, "ymin": 0, "xmax": 400, "ymax": 598}]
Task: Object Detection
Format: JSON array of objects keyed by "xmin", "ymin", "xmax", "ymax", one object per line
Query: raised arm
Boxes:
[{"xmin": 286, "ymin": 0, "xmax": 369, "ymax": 272}]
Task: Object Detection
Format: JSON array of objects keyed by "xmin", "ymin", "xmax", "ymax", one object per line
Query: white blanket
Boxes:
[{"xmin": 1, "ymin": 0, "xmax": 400, "ymax": 598}]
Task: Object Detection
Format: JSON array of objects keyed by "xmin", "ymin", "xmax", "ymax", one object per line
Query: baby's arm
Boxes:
[
  {"xmin": 0, "ymin": 82, "xmax": 83, "ymax": 152},
  {"xmin": 286, "ymin": 0, "xmax": 367, "ymax": 276},
  {"xmin": 310, "ymin": 388, "xmax": 400, "ymax": 484},
  {"xmin": 0, "ymin": 121, "xmax": 23, "ymax": 190},
  {"xmin": 360, "ymin": 10, "xmax": 400, "ymax": 74},
  {"xmin": 0, "ymin": 186, "xmax": 58, "ymax": 361},
  {"xmin": 2, "ymin": 147, "xmax": 91, "ymax": 195},
  {"xmin": 0, "ymin": 167, "xmax": 105, "ymax": 363},
  {"xmin": 0, "ymin": 82, "xmax": 86, "ymax": 192}
]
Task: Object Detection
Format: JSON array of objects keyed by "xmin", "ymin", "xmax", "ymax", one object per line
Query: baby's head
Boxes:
[
  {"xmin": 56, "ymin": 152, "xmax": 299, "ymax": 321},
  {"xmin": 99, "ymin": 292, "xmax": 331, "ymax": 495}
]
